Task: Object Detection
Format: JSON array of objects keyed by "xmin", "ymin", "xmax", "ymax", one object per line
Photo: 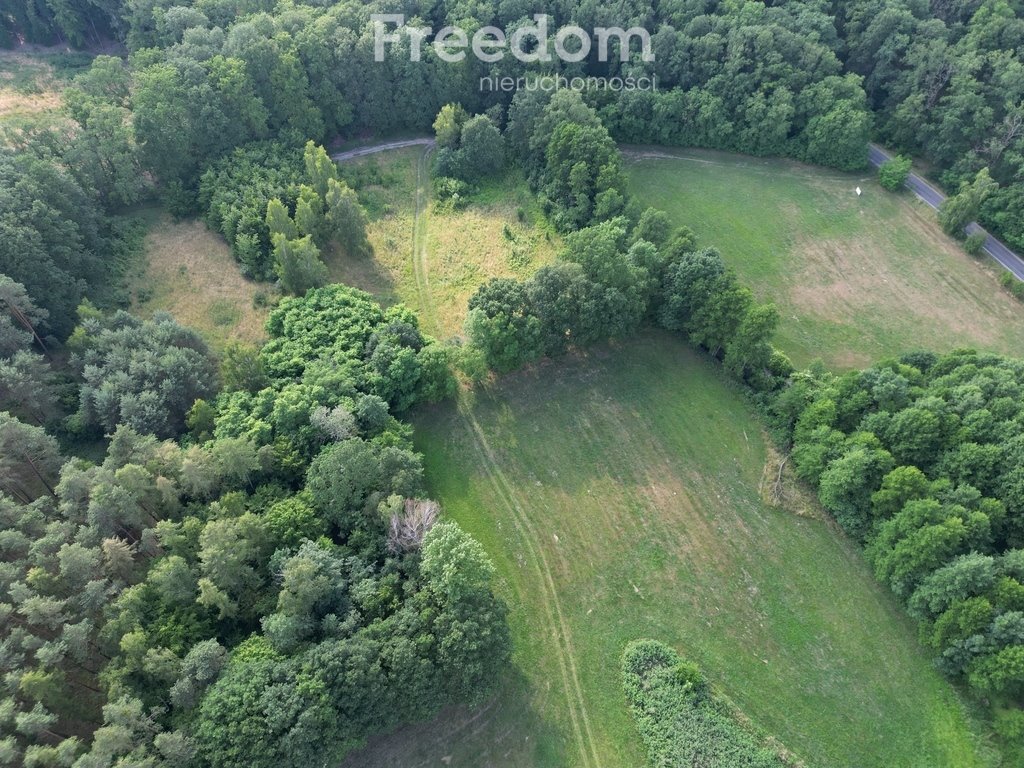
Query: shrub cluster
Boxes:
[{"xmin": 622, "ymin": 639, "xmax": 788, "ymax": 768}]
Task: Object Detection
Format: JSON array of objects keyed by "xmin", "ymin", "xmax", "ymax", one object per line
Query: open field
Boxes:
[
  {"xmin": 624, "ymin": 147, "xmax": 1024, "ymax": 369},
  {"xmin": 334, "ymin": 146, "xmax": 559, "ymax": 338},
  {"xmin": 0, "ymin": 51, "xmax": 90, "ymax": 131},
  {"xmin": 345, "ymin": 332, "xmax": 996, "ymax": 768},
  {"xmin": 128, "ymin": 208, "xmax": 269, "ymax": 348}
]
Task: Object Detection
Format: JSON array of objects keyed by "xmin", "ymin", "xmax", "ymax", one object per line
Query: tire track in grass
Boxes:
[
  {"xmin": 400, "ymin": 144, "xmax": 600, "ymax": 767},
  {"xmin": 459, "ymin": 402, "xmax": 602, "ymax": 768},
  {"xmin": 411, "ymin": 145, "xmax": 435, "ymax": 331}
]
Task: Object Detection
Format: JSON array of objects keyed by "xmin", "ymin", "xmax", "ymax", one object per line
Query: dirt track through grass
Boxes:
[
  {"xmin": 399, "ymin": 147, "xmax": 602, "ymax": 766},
  {"xmin": 399, "ymin": 338, "xmax": 997, "ymax": 767},
  {"xmin": 340, "ymin": 145, "xmax": 997, "ymax": 768}
]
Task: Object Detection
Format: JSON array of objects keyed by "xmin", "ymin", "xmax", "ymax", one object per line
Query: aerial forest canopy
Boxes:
[
  {"xmin": 0, "ymin": 281, "xmax": 505, "ymax": 767},
  {"xmin": 4, "ymin": 0, "xmax": 1024, "ymax": 249},
  {"xmin": 3, "ymin": 0, "xmax": 1024, "ymax": 765}
]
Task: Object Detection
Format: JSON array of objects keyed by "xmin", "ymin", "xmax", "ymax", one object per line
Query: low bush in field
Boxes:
[
  {"xmin": 1001, "ymin": 271, "xmax": 1024, "ymax": 301},
  {"xmin": 622, "ymin": 640, "xmax": 790, "ymax": 768}
]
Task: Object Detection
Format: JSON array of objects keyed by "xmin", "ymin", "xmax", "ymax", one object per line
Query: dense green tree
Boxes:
[
  {"xmin": 433, "ymin": 103, "xmax": 469, "ymax": 150},
  {"xmin": 0, "ymin": 413, "xmax": 62, "ymax": 503},
  {"xmin": 324, "ymin": 178, "xmax": 371, "ymax": 258},
  {"xmin": 939, "ymin": 168, "xmax": 999, "ymax": 236},
  {"xmin": 0, "ymin": 275, "xmax": 48, "ymax": 357},
  {"xmin": 466, "ymin": 278, "xmax": 543, "ymax": 372},
  {"xmin": 879, "ymin": 156, "xmax": 913, "ymax": 191},
  {"xmin": 306, "ymin": 438, "xmax": 423, "ymax": 542},
  {"xmin": 0, "ymin": 152, "xmax": 115, "ymax": 338},
  {"xmin": 272, "ymin": 235, "xmax": 328, "ymax": 297},
  {"xmin": 73, "ymin": 311, "xmax": 217, "ymax": 439}
]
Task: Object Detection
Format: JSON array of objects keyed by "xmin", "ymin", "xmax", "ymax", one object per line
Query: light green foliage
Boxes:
[
  {"xmin": 265, "ymin": 198, "xmax": 298, "ymax": 241},
  {"xmin": 271, "ymin": 235, "xmax": 328, "ymax": 297},
  {"xmin": 964, "ymin": 231, "xmax": 987, "ymax": 256},
  {"xmin": 324, "ymin": 178, "xmax": 371, "ymax": 258},
  {"xmin": 622, "ymin": 639, "xmax": 787, "ymax": 767},
  {"xmin": 433, "ymin": 103, "xmax": 469, "ymax": 150},
  {"xmin": 939, "ymin": 169, "xmax": 998, "ymax": 237},
  {"xmin": 879, "ymin": 156, "xmax": 913, "ymax": 191}
]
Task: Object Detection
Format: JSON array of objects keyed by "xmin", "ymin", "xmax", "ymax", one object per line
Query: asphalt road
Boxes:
[
  {"xmin": 331, "ymin": 138, "xmax": 435, "ymax": 162},
  {"xmin": 330, "ymin": 138, "xmax": 1024, "ymax": 283},
  {"xmin": 868, "ymin": 144, "xmax": 1024, "ymax": 281}
]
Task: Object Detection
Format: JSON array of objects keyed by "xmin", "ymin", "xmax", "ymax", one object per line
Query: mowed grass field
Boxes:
[
  {"xmin": 624, "ymin": 147, "xmax": 1024, "ymax": 369},
  {"xmin": 335, "ymin": 146, "xmax": 559, "ymax": 339},
  {"xmin": 344, "ymin": 333, "xmax": 996, "ymax": 768}
]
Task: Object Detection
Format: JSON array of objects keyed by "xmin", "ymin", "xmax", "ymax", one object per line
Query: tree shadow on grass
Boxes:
[
  {"xmin": 338, "ymin": 668, "xmax": 567, "ymax": 768},
  {"xmin": 323, "ymin": 240, "xmax": 398, "ymax": 308}
]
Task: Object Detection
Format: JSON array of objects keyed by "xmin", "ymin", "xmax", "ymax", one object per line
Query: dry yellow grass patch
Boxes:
[
  {"xmin": 0, "ymin": 54, "xmax": 66, "ymax": 123},
  {"xmin": 422, "ymin": 203, "xmax": 560, "ymax": 337},
  {"xmin": 130, "ymin": 210, "xmax": 269, "ymax": 348},
  {"xmin": 0, "ymin": 88, "xmax": 62, "ymax": 119},
  {"xmin": 335, "ymin": 147, "xmax": 560, "ymax": 339}
]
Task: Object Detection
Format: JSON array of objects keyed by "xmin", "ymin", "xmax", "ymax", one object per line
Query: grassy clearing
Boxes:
[
  {"xmin": 345, "ymin": 332, "xmax": 996, "ymax": 768},
  {"xmin": 624, "ymin": 147, "xmax": 1024, "ymax": 369},
  {"xmin": 128, "ymin": 208, "xmax": 269, "ymax": 349},
  {"xmin": 0, "ymin": 51, "xmax": 89, "ymax": 131},
  {"xmin": 334, "ymin": 147, "xmax": 559, "ymax": 338}
]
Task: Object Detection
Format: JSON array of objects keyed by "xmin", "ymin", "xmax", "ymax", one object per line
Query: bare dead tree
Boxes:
[
  {"xmin": 981, "ymin": 105, "xmax": 1024, "ymax": 163},
  {"xmin": 387, "ymin": 499, "xmax": 439, "ymax": 554},
  {"xmin": 924, "ymin": 59, "xmax": 956, "ymax": 109}
]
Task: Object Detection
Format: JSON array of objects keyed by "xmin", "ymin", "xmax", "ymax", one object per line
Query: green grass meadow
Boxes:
[
  {"xmin": 344, "ymin": 333, "xmax": 996, "ymax": 768},
  {"xmin": 624, "ymin": 147, "xmax": 1024, "ymax": 368}
]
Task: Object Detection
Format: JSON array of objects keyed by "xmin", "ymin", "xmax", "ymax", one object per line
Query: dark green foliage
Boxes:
[
  {"xmin": 659, "ymin": 249, "xmax": 788, "ymax": 389},
  {"xmin": 466, "ymin": 208, "xmax": 786, "ymax": 392},
  {"xmin": 306, "ymin": 438, "xmax": 423, "ymax": 543},
  {"xmin": 257, "ymin": 284, "xmax": 446, "ymax": 413},
  {"xmin": 433, "ymin": 107, "xmax": 505, "ymax": 183},
  {"xmin": 939, "ymin": 169, "xmax": 998, "ymax": 237},
  {"xmin": 1001, "ymin": 272, "xmax": 1024, "ymax": 302},
  {"xmin": 0, "ymin": 278, "xmax": 497, "ymax": 765},
  {"xmin": 192, "ymin": 521, "xmax": 509, "ymax": 768},
  {"xmin": 0, "ymin": 0, "xmax": 123, "ymax": 46},
  {"xmin": 622, "ymin": 639, "xmax": 787, "ymax": 767},
  {"xmin": 782, "ymin": 350, "xmax": 1024, "ymax": 715},
  {"xmin": 466, "ymin": 278, "xmax": 543, "ymax": 373},
  {"xmin": 71, "ymin": 310, "xmax": 217, "ymax": 439},
  {"xmin": 219, "ymin": 342, "xmax": 269, "ymax": 394},
  {"xmin": 0, "ymin": 150, "xmax": 130, "ymax": 339},
  {"xmin": 542, "ymin": 116, "xmax": 626, "ymax": 231},
  {"xmin": 199, "ymin": 142, "xmax": 303, "ymax": 279},
  {"xmin": 964, "ymin": 232, "xmax": 988, "ymax": 256}
]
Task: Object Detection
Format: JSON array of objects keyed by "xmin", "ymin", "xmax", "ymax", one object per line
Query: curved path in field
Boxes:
[
  {"xmin": 334, "ymin": 137, "xmax": 1016, "ymax": 767},
  {"xmin": 336, "ymin": 139, "xmax": 603, "ymax": 767},
  {"xmin": 331, "ymin": 138, "xmax": 435, "ymax": 162}
]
